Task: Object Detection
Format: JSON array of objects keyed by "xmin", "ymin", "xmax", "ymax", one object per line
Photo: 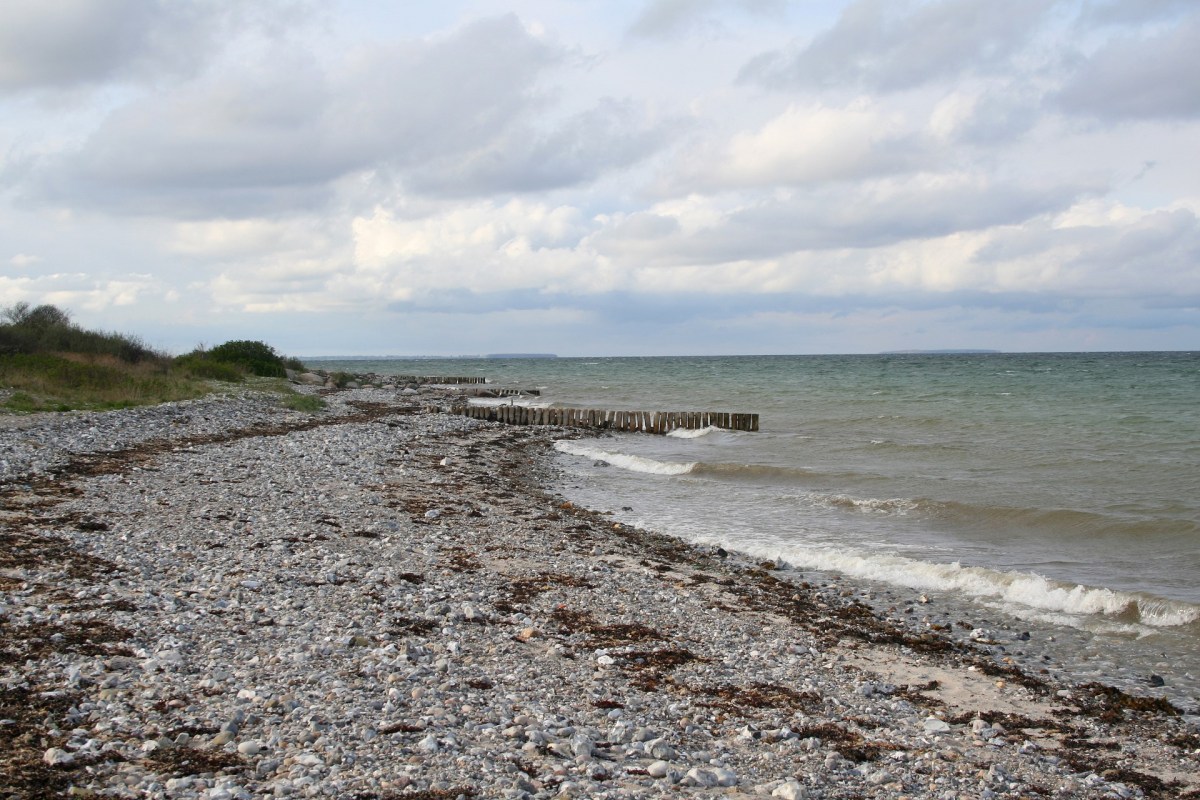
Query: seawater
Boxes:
[{"xmin": 310, "ymin": 353, "xmax": 1200, "ymax": 706}]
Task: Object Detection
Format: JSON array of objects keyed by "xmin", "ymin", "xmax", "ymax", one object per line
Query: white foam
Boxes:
[
  {"xmin": 467, "ymin": 398, "xmax": 552, "ymax": 408},
  {"xmin": 677, "ymin": 534, "xmax": 1198, "ymax": 629},
  {"xmin": 554, "ymin": 440, "xmax": 696, "ymax": 476},
  {"xmin": 667, "ymin": 425, "xmax": 721, "ymax": 439},
  {"xmin": 824, "ymin": 494, "xmax": 920, "ymax": 515}
]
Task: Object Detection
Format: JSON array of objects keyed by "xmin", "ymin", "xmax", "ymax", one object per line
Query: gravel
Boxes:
[{"xmin": 2, "ymin": 386, "xmax": 1197, "ymax": 799}]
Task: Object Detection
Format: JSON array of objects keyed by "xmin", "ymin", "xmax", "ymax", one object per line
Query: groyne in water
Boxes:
[
  {"xmin": 453, "ymin": 405, "xmax": 759, "ymax": 433},
  {"xmin": 411, "ymin": 376, "xmax": 486, "ymax": 385}
]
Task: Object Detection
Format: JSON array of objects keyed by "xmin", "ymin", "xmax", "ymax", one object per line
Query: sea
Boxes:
[{"xmin": 308, "ymin": 352, "xmax": 1200, "ymax": 710}]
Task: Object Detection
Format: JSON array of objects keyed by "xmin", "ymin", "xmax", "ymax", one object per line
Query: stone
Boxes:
[
  {"xmin": 43, "ymin": 747, "xmax": 74, "ymax": 766},
  {"xmin": 646, "ymin": 738, "xmax": 675, "ymax": 760},
  {"xmin": 713, "ymin": 768, "xmax": 738, "ymax": 787},
  {"xmin": 684, "ymin": 768, "xmax": 719, "ymax": 787},
  {"xmin": 772, "ymin": 780, "xmax": 807, "ymax": 799}
]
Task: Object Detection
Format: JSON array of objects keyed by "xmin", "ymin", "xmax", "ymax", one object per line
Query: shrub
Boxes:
[
  {"xmin": 205, "ymin": 340, "xmax": 287, "ymax": 378},
  {"xmin": 0, "ymin": 302, "xmax": 163, "ymax": 363},
  {"xmin": 173, "ymin": 353, "xmax": 246, "ymax": 382}
]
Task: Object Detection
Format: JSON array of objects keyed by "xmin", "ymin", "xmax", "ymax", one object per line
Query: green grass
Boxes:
[
  {"xmin": 280, "ymin": 392, "xmax": 327, "ymax": 412},
  {"xmin": 0, "ymin": 353, "xmax": 213, "ymax": 412},
  {"xmin": 0, "ymin": 303, "xmax": 319, "ymax": 414}
]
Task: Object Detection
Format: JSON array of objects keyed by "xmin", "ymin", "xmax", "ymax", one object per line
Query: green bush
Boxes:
[
  {"xmin": 205, "ymin": 339, "xmax": 287, "ymax": 378},
  {"xmin": 0, "ymin": 303, "xmax": 164, "ymax": 364},
  {"xmin": 173, "ymin": 353, "xmax": 246, "ymax": 382}
]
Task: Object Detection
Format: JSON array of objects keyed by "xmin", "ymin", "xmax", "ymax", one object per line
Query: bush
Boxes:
[
  {"xmin": 0, "ymin": 302, "xmax": 163, "ymax": 364},
  {"xmin": 205, "ymin": 340, "xmax": 287, "ymax": 378},
  {"xmin": 173, "ymin": 353, "xmax": 246, "ymax": 382}
]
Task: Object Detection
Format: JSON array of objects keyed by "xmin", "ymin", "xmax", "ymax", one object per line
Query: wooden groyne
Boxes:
[
  {"xmin": 453, "ymin": 405, "xmax": 759, "ymax": 433},
  {"xmin": 414, "ymin": 376, "xmax": 486, "ymax": 385},
  {"xmin": 461, "ymin": 387, "xmax": 541, "ymax": 398}
]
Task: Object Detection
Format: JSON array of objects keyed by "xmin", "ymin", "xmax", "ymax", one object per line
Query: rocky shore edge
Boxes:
[{"xmin": 1, "ymin": 386, "xmax": 1197, "ymax": 799}]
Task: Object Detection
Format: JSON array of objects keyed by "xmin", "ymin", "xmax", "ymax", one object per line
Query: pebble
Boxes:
[{"xmin": 1, "ymin": 386, "xmax": 1196, "ymax": 798}]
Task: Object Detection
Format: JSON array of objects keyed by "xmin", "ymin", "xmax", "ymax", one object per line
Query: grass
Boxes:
[
  {"xmin": 0, "ymin": 303, "xmax": 323, "ymax": 414},
  {"xmin": 0, "ymin": 353, "xmax": 212, "ymax": 412}
]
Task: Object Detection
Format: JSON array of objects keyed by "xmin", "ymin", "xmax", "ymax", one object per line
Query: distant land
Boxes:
[
  {"xmin": 485, "ymin": 353, "xmax": 557, "ymax": 359},
  {"xmin": 881, "ymin": 349, "xmax": 1002, "ymax": 354},
  {"xmin": 303, "ymin": 354, "xmax": 558, "ymax": 361}
]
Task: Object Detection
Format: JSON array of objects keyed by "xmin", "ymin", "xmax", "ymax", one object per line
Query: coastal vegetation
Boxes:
[{"xmin": 0, "ymin": 302, "xmax": 318, "ymax": 412}]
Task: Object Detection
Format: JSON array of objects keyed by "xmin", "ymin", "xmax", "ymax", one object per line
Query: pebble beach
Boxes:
[{"xmin": 2, "ymin": 385, "xmax": 1198, "ymax": 799}]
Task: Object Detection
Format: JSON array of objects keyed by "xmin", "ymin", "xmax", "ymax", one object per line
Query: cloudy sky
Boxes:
[{"xmin": 2, "ymin": 0, "xmax": 1198, "ymax": 356}]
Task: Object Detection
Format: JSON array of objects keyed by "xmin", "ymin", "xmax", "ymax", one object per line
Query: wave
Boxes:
[
  {"xmin": 553, "ymin": 441, "xmax": 695, "ymax": 475},
  {"xmin": 813, "ymin": 492, "xmax": 1200, "ymax": 541},
  {"xmin": 667, "ymin": 425, "xmax": 722, "ymax": 439},
  {"xmin": 556, "ymin": 443, "xmax": 1197, "ymax": 539},
  {"xmin": 468, "ymin": 397, "xmax": 553, "ymax": 409},
  {"xmin": 688, "ymin": 536, "xmax": 1200, "ymax": 629}
]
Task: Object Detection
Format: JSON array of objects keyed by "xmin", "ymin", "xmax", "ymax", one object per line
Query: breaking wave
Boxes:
[{"xmin": 553, "ymin": 441, "xmax": 695, "ymax": 475}]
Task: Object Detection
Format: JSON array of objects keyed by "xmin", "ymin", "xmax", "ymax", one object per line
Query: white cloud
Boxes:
[
  {"xmin": 351, "ymin": 199, "xmax": 594, "ymax": 294},
  {"xmin": 167, "ymin": 218, "xmax": 333, "ymax": 259},
  {"xmin": 662, "ymin": 102, "xmax": 927, "ymax": 192},
  {"xmin": 8, "ymin": 253, "xmax": 41, "ymax": 268},
  {"xmin": 0, "ymin": 272, "xmax": 155, "ymax": 311}
]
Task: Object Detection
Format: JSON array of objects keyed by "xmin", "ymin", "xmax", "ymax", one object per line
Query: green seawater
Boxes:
[{"xmin": 311, "ymin": 352, "xmax": 1200, "ymax": 706}]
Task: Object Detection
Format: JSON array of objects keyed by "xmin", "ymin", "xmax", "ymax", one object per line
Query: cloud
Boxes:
[
  {"xmin": 627, "ymin": 0, "xmax": 785, "ymax": 40},
  {"xmin": 406, "ymin": 98, "xmax": 674, "ymax": 197},
  {"xmin": 9, "ymin": 253, "xmax": 41, "ymax": 268},
  {"xmin": 27, "ymin": 15, "xmax": 572, "ymax": 216},
  {"xmin": 739, "ymin": 0, "xmax": 1053, "ymax": 92},
  {"xmin": 0, "ymin": 0, "xmax": 304, "ymax": 94},
  {"xmin": 600, "ymin": 173, "xmax": 1089, "ymax": 266},
  {"xmin": 977, "ymin": 204, "xmax": 1200, "ymax": 295},
  {"xmin": 1078, "ymin": 0, "xmax": 1195, "ymax": 26},
  {"xmin": 660, "ymin": 102, "xmax": 930, "ymax": 193},
  {"xmin": 0, "ymin": 271, "xmax": 155, "ymax": 311},
  {"xmin": 929, "ymin": 84, "xmax": 1042, "ymax": 145},
  {"xmin": 1056, "ymin": 11, "xmax": 1200, "ymax": 120}
]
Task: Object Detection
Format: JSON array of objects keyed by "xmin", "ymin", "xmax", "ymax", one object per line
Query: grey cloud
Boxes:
[
  {"xmin": 406, "ymin": 99, "xmax": 676, "ymax": 197},
  {"xmin": 739, "ymin": 0, "xmax": 1053, "ymax": 92},
  {"xmin": 1078, "ymin": 0, "xmax": 1194, "ymax": 26},
  {"xmin": 28, "ymin": 15, "xmax": 570, "ymax": 216},
  {"xmin": 0, "ymin": 0, "xmax": 305, "ymax": 94},
  {"xmin": 596, "ymin": 178, "xmax": 1087, "ymax": 264},
  {"xmin": 628, "ymin": 0, "xmax": 785, "ymax": 40},
  {"xmin": 1056, "ymin": 12, "xmax": 1200, "ymax": 119},
  {"xmin": 946, "ymin": 86, "xmax": 1042, "ymax": 145},
  {"xmin": 977, "ymin": 207, "xmax": 1200, "ymax": 292}
]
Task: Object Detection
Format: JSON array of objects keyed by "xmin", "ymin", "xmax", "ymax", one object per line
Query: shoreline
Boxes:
[{"xmin": 1, "ymin": 388, "xmax": 1198, "ymax": 798}]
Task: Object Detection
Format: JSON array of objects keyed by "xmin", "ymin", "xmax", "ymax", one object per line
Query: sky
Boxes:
[{"xmin": 1, "ymin": 0, "xmax": 1199, "ymax": 357}]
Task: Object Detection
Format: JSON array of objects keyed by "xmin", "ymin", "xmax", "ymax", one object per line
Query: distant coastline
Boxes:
[
  {"xmin": 301, "ymin": 353, "xmax": 558, "ymax": 361},
  {"xmin": 880, "ymin": 349, "xmax": 1001, "ymax": 354}
]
